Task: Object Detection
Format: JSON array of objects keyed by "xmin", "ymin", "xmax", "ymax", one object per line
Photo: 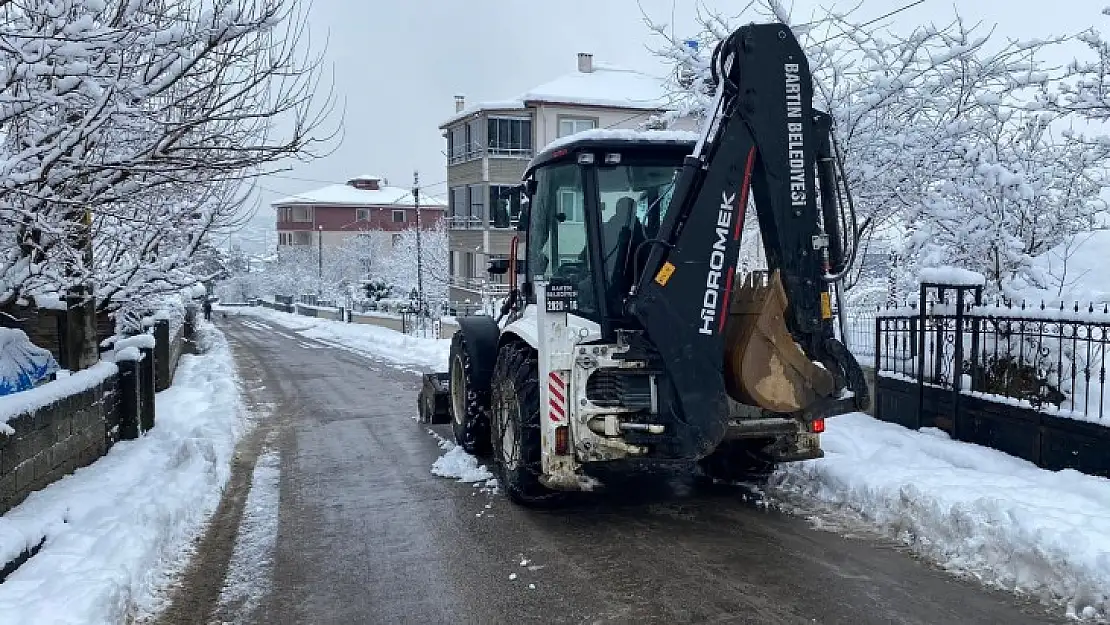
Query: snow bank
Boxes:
[
  {"xmin": 224, "ymin": 305, "xmax": 451, "ymax": 371},
  {"xmin": 774, "ymin": 413, "xmax": 1110, "ymax": 619},
  {"xmin": 0, "ymin": 322, "xmax": 246, "ymax": 625}
]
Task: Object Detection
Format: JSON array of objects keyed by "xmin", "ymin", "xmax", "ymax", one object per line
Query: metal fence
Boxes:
[
  {"xmin": 872, "ymin": 289, "xmax": 1110, "ymax": 477},
  {"xmin": 841, "ymin": 307, "xmax": 877, "ymax": 361},
  {"xmin": 875, "ymin": 300, "xmax": 1109, "ymax": 421}
]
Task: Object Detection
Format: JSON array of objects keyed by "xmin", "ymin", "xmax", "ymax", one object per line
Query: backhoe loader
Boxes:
[{"xmin": 419, "ymin": 22, "xmax": 870, "ymax": 505}]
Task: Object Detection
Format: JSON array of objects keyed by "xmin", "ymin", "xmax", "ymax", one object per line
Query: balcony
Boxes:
[
  {"xmin": 449, "ymin": 275, "xmax": 511, "ymax": 297},
  {"xmin": 447, "ymin": 145, "xmax": 533, "ymax": 165},
  {"xmin": 446, "ymin": 215, "xmax": 519, "ymax": 231}
]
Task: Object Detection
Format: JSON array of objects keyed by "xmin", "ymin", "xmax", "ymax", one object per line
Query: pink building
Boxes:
[{"xmin": 273, "ymin": 174, "xmax": 447, "ymax": 249}]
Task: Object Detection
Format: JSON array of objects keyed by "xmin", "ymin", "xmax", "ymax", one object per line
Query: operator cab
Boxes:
[{"xmin": 514, "ymin": 130, "xmax": 698, "ymax": 337}]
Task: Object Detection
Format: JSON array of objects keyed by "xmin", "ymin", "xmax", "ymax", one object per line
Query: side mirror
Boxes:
[{"xmin": 488, "ymin": 258, "xmax": 510, "ymax": 275}]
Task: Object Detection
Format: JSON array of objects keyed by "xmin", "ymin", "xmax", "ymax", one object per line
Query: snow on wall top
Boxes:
[
  {"xmin": 272, "ymin": 181, "xmax": 447, "ymax": 208},
  {"xmin": 918, "ymin": 266, "xmax": 987, "ymax": 287},
  {"xmin": 0, "ymin": 361, "xmax": 118, "ymax": 434},
  {"xmin": 440, "ymin": 63, "xmax": 671, "ymax": 128},
  {"xmin": 530, "ymin": 128, "xmax": 699, "ymax": 165}
]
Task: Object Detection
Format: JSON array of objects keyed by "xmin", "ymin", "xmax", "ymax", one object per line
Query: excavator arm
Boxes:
[{"xmin": 626, "ymin": 23, "xmax": 868, "ymax": 458}]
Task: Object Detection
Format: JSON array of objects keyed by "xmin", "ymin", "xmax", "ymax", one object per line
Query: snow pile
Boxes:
[
  {"xmin": 223, "ymin": 305, "xmax": 451, "ymax": 371},
  {"xmin": 425, "ymin": 428, "xmax": 497, "ymax": 488},
  {"xmin": 0, "ymin": 322, "xmax": 247, "ymax": 625},
  {"xmin": 774, "ymin": 412, "xmax": 1110, "ymax": 619},
  {"xmin": 431, "ymin": 446, "xmax": 494, "ymax": 483}
]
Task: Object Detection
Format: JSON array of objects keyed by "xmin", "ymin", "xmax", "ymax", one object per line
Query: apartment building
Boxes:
[
  {"xmin": 273, "ymin": 174, "xmax": 446, "ymax": 251},
  {"xmin": 439, "ymin": 52, "xmax": 682, "ymax": 303}
]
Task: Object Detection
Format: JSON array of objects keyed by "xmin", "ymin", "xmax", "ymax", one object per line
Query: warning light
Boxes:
[
  {"xmin": 810, "ymin": 418, "xmax": 826, "ymax": 434},
  {"xmin": 555, "ymin": 425, "xmax": 569, "ymax": 455}
]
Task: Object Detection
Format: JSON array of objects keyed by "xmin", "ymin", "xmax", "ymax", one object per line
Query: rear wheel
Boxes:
[
  {"xmin": 490, "ymin": 342, "xmax": 561, "ymax": 506},
  {"xmin": 696, "ymin": 439, "xmax": 776, "ymax": 486},
  {"xmin": 449, "ymin": 331, "xmax": 491, "ymax": 456}
]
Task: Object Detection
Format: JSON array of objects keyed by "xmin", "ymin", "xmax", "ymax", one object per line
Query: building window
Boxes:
[
  {"xmin": 356, "ymin": 208, "xmax": 370, "ymax": 221},
  {"xmin": 280, "ymin": 206, "xmax": 312, "ymax": 222},
  {"xmin": 449, "ymin": 186, "xmax": 468, "ymax": 226},
  {"xmin": 489, "ymin": 185, "xmax": 520, "ymax": 228},
  {"xmin": 559, "ymin": 188, "xmax": 584, "ymax": 222},
  {"xmin": 393, "ymin": 209, "xmax": 406, "ymax": 223},
  {"xmin": 449, "ymin": 125, "xmax": 467, "ymax": 163},
  {"xmin": 558, "ymin": 117, "xmax": 597, "ymax": 138},
  {"xmin": 468, "ymin": 184, "xmax": 484, "ymax": 224},
  {"xmin": 487, "ymin": 117, "xmax": 532, "ymax": 156},
  {"xmin": 392, "ymin": 233, "xmax": 402, "ymax": 246},
  {"xmin": 465, "ymin": 252, "xmax": 477, "ymax": 279},
  {"xmin": 292, "ymin": 231, "xmax": 311, "ymax": 245}
]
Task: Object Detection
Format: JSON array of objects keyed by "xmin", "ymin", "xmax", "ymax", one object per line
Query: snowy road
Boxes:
[{"xmin": 155, "ymin": 314, "xmax": 1061, "ymax": 625}]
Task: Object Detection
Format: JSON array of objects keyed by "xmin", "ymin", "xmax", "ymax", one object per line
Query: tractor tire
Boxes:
[
  {"xmin": 489, "ymin": 342, "xmax": 562, "ymax": 507},
  {"xmin": 449, "ymin": 331, "xmax": 492, "ymax": 456},
  {"xmin": 696, "ymin": 439, "xmax": 776, "ymax": 486}
]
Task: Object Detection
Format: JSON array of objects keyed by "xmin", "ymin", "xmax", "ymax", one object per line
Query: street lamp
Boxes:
[{"xmin": 317, "ymin": 224, "xmax": 323, "ymax": 297}]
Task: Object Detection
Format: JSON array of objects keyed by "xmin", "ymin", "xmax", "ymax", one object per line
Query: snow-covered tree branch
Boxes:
[
  {"xmin": 643, "ymin": 1, "xmax": 1106, "ymax": 296},
  {"xmin": 0, "ymin": 0, "xmax": 337, "ymax": 316}
]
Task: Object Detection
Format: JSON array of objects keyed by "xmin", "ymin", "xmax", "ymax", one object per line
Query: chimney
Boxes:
[
  {"xmin": 454, "ymin": 95, "xmax": 465, "ymax": 112},
  {"xmin": 577, "ymin": 52, "xmax": 594, "ymax": 73},
  {"xmin": 348, "ymin": 176, "xmax": 380, "ymax": 191}
]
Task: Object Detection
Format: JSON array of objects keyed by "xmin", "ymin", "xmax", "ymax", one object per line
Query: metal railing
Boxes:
[
  {"xmin": 447, "ymin": 145, "xmax": 533, "ymax": 165},
  {"xmin": 876, "ymin": 299, "xmax": 1110, "ymax": 421},
  {"xmin": 448, "ymin": 275, "xmax": 510, "ymax": 296}
]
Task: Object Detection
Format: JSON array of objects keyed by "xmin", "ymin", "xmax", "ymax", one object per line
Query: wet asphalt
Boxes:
[{"xmin": 157, "ymin": 314, "xmax": 1063, "ymax": 625}]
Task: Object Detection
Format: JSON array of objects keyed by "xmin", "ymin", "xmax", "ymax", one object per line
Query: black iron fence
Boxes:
[{"xmin": 873, "ymin": 286, "xmax": 1110, "ymax": 477}]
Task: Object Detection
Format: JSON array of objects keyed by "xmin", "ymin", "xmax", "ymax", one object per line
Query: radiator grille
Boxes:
[{"xmin": 586, "ymin": 370, "xmax": 652, "ymax": 410}]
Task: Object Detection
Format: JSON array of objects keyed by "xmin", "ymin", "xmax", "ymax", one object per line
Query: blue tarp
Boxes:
[{"xmin": 0, "ymin": 328, "xmax": 60, "ymax": 396}]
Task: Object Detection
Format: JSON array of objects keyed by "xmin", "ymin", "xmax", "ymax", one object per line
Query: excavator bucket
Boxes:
[{"xmin": 724, "ymin": 270, "xmax": 836, "ymax": 413}]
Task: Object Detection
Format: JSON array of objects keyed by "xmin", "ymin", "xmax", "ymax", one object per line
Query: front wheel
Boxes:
[
  {"xmin": 490, "ymin": 342, "xmax": 561, "ymax": 506},
  {"xmin": 449, "ymin": 331, "xmax": 491, "ymax": 456}
]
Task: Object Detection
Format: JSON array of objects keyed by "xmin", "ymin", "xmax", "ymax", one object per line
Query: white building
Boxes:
[{"xmin": 439, "ymin": 52, "xmax": 691, "ymax": 303}]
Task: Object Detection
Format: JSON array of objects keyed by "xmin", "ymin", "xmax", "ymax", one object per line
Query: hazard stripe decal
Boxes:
[{"xmin": 548, "ymin": 371, "xmax": 566, "ymax": 423}]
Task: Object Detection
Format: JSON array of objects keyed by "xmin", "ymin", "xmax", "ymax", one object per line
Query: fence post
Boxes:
[
  {"xmin": 140, "ymin": 344, "xmax": 156, "ymax": 432},
  {"xmin": 916, "ymin": 284, "xmax": 927, "ymax": 429},
  {"xmin": 154, "ymin": 319, "xmax": 171, "ymax": 392},
  {"xmin": 184, "ymin": 304, "xmax": 197, "ymax": 342},
  {"xmin": 952, "ymin": 289, "xmax": 966, "ymax": 439},
  {"xmin": 117, "ymin": 356, "xmax": 140, "ymax": 440}
]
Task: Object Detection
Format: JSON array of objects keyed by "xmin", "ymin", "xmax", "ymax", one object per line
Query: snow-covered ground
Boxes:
[
  {"xmin": 0, "ymin": 322, "xmax": 247, "ymax": 625},
  {"xmin": 773, "ymin": 412, "xmax": 1110, "ymax": 621},
  {"xmin": 219, "ymin": 305, "xmax": 451, "ymax": 372}
]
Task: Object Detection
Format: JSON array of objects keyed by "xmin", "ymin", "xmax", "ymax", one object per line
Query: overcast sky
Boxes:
[{"xmin": 225, "ymin": 0, "xmax": 1105, "ymax": 251}]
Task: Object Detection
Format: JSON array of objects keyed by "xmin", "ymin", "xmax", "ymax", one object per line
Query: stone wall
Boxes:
[{"xmin": 0, "ymin": 366, "xmax": 119, "ymax": 515}]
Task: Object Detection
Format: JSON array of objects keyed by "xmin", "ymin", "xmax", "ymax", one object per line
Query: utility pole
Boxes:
[
  {"xmin": 413, "ymin": 170, "xmax": 425, "ymax": 336},
  {"xmin": 317, "ymin": 224, "xmax": 323, "ymax": 298}
]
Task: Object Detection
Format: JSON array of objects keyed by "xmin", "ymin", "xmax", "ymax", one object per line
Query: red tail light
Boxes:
[
  {"xmin": 811, "ymin": 418, "xmax": 825, "ymax": 434},
  {"xmin": 554, "ymin": 425, "xmax": 569, "ymax": 455}
]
